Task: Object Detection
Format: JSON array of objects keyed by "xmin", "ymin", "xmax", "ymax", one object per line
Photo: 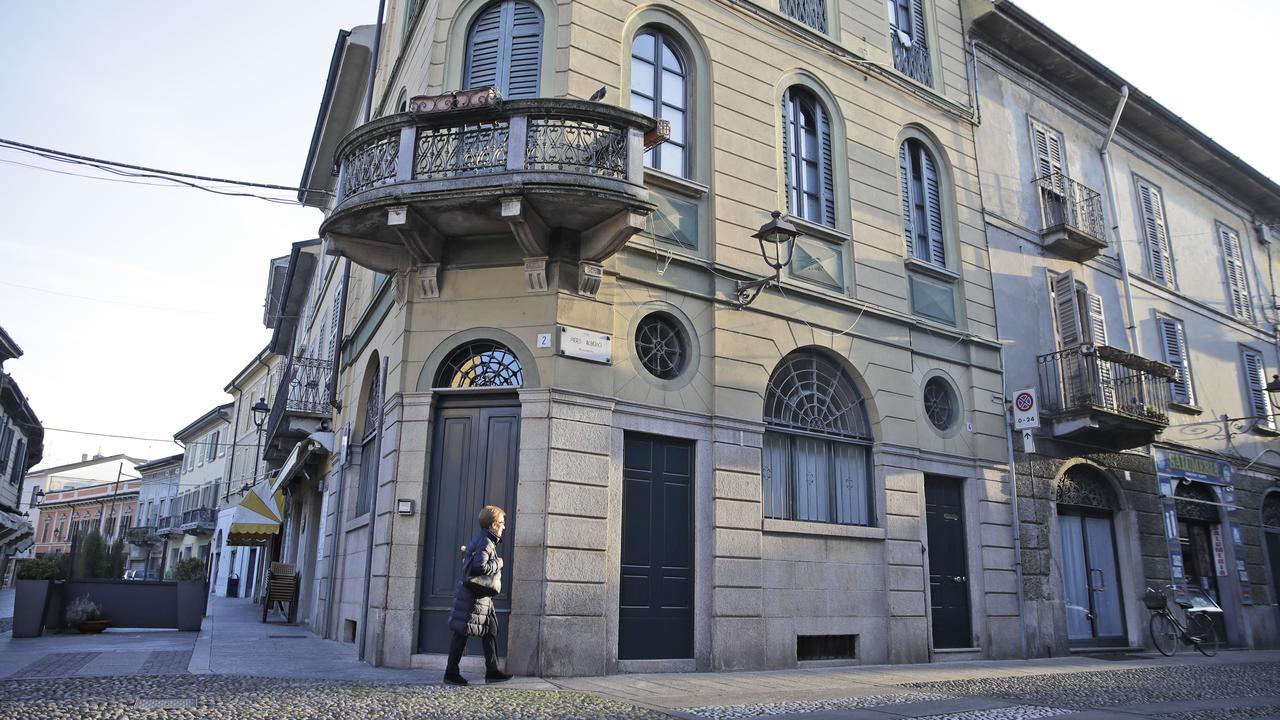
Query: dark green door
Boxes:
[
  {"xmin": 620, "ymin": 433, "xmax": 693, "ymax": 660},
  {"xmin": 925, "ymin": 475, "xmax": 972, "ymax": 648},
  {"xmin": 417, "ymin": 397, "xmax": 520, "ymax": 655}
]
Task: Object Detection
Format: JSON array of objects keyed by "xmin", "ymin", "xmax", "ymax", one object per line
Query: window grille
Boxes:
[
  {"xmin": 433, "ymin": 341, "xmax": 524, "ymax": 388},
  {"xmin": 781, "ymin": 0, "xmax": 827, "ymax": 33}
]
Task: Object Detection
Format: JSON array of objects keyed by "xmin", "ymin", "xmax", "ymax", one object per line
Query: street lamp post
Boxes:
[
  {"xmin": 249, "ymin": 397, "xmax": 270, "ymax": 493},
  {"xmin": 734, "ymin": 211, "xmax": 802, "ymax": 308}
]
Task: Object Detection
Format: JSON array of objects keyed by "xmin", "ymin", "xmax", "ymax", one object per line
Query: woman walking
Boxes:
[{"xmin": 444, "ymin": 504, "xmax": 513, "ymax": 686}]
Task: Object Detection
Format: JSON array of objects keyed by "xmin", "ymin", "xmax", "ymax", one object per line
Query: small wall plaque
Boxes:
[{"xmin": 558, "ymin": 325, "xmax": 612, "ymax": 364}]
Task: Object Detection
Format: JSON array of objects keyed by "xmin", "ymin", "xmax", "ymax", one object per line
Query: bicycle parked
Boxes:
[{"xmin": 1145, "ymin": 584, "xmax": 1221, "ymax": 657}]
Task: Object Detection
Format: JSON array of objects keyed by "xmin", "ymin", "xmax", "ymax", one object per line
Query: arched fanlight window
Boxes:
[
  {"xmin": 1056, "ymin": 466, "xmax": 1117, "ymax": 510},
  {"xmin": 433, "ymin": 341, "xmax": 524, "ymax": 388},
  {"xmin": 1263, "ymin": 493, "xmax": 1280, "ymax": 531},
  {"xmin": 630, "ymin": 28, "xmax": 688, "ymax": 177},
  {"xmin": 1175, "ymin": 481, "xmax": 1219, "ymax": 523},
  {"xmin": 464, "ymin": 0, "xmax": 543, "ymax": 99},
  {"xmin": 762, "ymin": 349, "xmax": 873, "ymax": 526}
]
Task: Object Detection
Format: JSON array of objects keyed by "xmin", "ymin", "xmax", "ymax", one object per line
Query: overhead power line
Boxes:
[
  {"xmin": 42, "ymin": 426, "xmax": 237, "ymax": 450},
  {"xmin": 0, "ymin": 137, "xmax": 332, "ymax": 205}
]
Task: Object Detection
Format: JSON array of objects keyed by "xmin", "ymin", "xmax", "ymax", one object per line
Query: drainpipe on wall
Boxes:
[
  {"xmin": 1000, "ymin": 345, "xmax": 1030, "ymax": 659},
  {"xmin": 1099, "ymin": 86, "xmax": 1139, "ymax": 354},
  {"xmin": 364, "ymin": 0, "xmax": 385, "ymax": 125}
]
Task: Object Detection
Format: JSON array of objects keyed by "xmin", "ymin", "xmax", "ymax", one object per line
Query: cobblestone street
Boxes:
[{"xmin": 0, "ymin": 658, "xmax": 1276, "ymax": 719}]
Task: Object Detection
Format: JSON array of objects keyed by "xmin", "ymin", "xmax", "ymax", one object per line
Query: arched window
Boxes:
[
  {"xmin": 433, "ymin": 341, "xmax": 524, "ymax": 388},
  {"xmin": 630, "ymin": 28, "xmax": 688, "ymax": 177},
  {"xmin": 1056, "ymin": 466, "xmax": 1116, "ymax": 510},
  {"xmin": 782, "ymin": 87, "xmax": 835, "ymax": 227},
  {"xmin": 464, "ymin": 0, "xmax": 543, "ymax": 99},
  {"xmin": 762, "ymin": 349, "xmax": 873, "ymax": 526},
  {"xmin": 355, "ymin": 367, "xmax": 383, "ymax": 516},
  {"xmin": 396, "ymin": 88, "xmax": 408, "ymax": 113},
  {"xmin": 900, "ymin": 138, "xmax": 945, "ymax": 267}
]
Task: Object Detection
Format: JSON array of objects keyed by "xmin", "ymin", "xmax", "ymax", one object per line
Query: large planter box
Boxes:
[
  {"xmin": 63, "ymin": 579, "xmax": 177, "ymax": 628},
  {"xmin": 176, "ymin": 581, "xmax": 207, "ymax": 631},
  {"xmin": 12, "ymin": 579, "xmax": 50, "ymax": 638}
]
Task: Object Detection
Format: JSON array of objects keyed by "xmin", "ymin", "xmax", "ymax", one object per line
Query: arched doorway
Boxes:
[
  {"xmin": 1056, "ymin": 465, "xmax": 1126, "ymax": 647},
  {"xmin": 1175, "ymin": 481, "xmax": 1222, "ymax": 604},
  {"xmin": 417, "ymin": 341, "xmax": 523, "ymax": 655}
]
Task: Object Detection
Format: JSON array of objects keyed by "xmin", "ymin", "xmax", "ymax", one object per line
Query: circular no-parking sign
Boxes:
[{"xmin": 1015, "ymin": 391, "xmax": 1035, "ymax": 412}]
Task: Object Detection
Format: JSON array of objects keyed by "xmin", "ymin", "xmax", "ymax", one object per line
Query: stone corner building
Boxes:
[{"xmin": 292, "ymin": 0, "xmax": 1019, "ymax": 675}]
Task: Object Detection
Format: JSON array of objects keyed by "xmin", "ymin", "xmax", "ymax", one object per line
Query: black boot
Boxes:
[
  {"xmin": 443, "ymin": 673, "xmax": 469, "ymax": 686},
  {"xmin": 485, "ymin": 670, "xmax": 513, "ymax": 683}
]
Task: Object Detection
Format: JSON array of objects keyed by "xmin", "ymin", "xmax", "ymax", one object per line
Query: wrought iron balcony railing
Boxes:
[
  {"xmin": 1037, "ymin": 345, "xmax": 1174, "ymax": 426},
  {"xmin": 125, "ymin": 526, "xmax": 159, "ymax": 545},
  {"xmin": 180, "ymin": 507, "xmax": 216, "ymax": 525},
  {"xmin": 264, "ymin": 354, "xmax": 333, "ymax": 449},
  {"xmin": 333, "ymin": 98, "xmax": 656, "ymax": 205},
  {"xmin": 156, "ymin": 516, "xmax": 180, "ymax": 535},
  {"xmin": 891, "ymin": 30, "xmax": 933, "ymax": 86},
  {"xmin": 1035, "ymin": 172, "xmax": 1106, "ymax": 254}
]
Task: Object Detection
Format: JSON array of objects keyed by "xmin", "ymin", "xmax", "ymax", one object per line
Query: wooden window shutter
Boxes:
[
  {"xmin": 782, "ymin": 89, "xmax": 795, "ymax": 217},
  {"xmin": 506, "ymin": 1, "xmax": 543, "ymax": 99},
  {"xmin": 464, "ymin": 1, "xmax": 541, "ymax": 99},
  {"xmin": 1053, "ymin": 270, "xmax": 1082, "ymax": 348},
  {"xmin": 1085, "ymin": 292, "xmax": 1115, "ymax": 408},
  {"xmin": 922, "ymin": 146, "xmax": 945, "ymax": 266},
  {"xmin": 1243, "ymin": 350, "xmax": 1274, "ymax": 429},
  {"xmin": 464, "ymin": 3, "xmax": 503, "ymax": 91},
  {"xmin": 899, "ymin": 141, "xmax": 914, "ymax": 257},
  {"xmin": 818, "ymin": 104, "xmax": 835, "ymax": 227},
  {"xmin": 1219, "ymin": 225, "xmax": 1252, "ymax": 320},
  {"xmin": 1158, "ymin": 318, "xmax": 1193, "ymax": 405},
  {"xmin": 1137, "ymin": 180, "xmax": 1174, "ymax": 286},
  {"xmin": 909, "ymin": 0, "xmax": 928, "ymax": 53},
  {"xmin": 1031, "ymin": 120, "xmax": 1065, "ymax": 193}
]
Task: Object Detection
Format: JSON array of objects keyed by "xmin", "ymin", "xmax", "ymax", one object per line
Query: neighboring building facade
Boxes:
[
  {"xmin": 297, "ymin": 0, "xmax": 1015, "ymax": 675},
  {"xmin": 968, "ymin": 0, "xmax": 1280, "ymax": 654},
  {"xmin": 127, "ymin": 454, "xmax": 183, "ymax": 579},
  {"xmin": 258, "ymin": 241, "xmax": 337, "ymax": 627},
  {"xmin": 213, "ymin": 346, "xmax": 283, "ymax": 600},
  {"xmin": 33, "ymin": 478, "xmax": 141, "ymax": 557},
  {"xmin": 162, "ymin": 405, "xmax": 232, "ymax": 573},
  {"xmin": 0, "ymin": 325, "xmax": 43, "ymax": 583},
  {"xmin": 22, "ymin": 453, "xmax": 145, "ymax": 560}
]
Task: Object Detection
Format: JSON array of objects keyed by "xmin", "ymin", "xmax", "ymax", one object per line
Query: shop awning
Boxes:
[
  {"xmin": 272, "ymin": 431, "xmax": 334, "ymax": 494},
  {"xmin": 225, "ymin": 479, "xmax": 284, "ymax": 547},
  {"xmin": 0, "ymin": 509, "xmax": 33, "ymax": 553}
]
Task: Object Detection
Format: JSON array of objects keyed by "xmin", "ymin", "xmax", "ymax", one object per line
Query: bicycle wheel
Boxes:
[
  {"xmin": 1149, "ymin": 612, "xmax": 1178, "ymax": 656},
  {"xmin": 1188, "ymin": 613, "xmax": 1220, "ymax": 657}
]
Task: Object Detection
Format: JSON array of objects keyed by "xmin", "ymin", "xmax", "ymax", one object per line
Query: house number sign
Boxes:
[{"xmin": 558, "ymin": 325, "xmax": 612, "ymax": 364}]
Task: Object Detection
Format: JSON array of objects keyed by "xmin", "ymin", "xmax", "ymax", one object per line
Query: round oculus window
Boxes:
[
  {"xmin": 923, "ymin": 376, "xmax": 957, "ymax": 431},
  {"xmin": 634, "ymin": 312, "xmax": 687, "ymax": 380}
]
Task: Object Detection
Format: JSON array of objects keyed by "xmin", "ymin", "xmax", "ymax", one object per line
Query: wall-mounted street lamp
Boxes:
[
  {"xmin": 246, "ymin": 397, "xmax": 270, "ymax": 493},
  {"xmin": 1266, "ymin": 375, "xmax": 1280, "ymax": 413},
  {"xmin": 735, "ymin": 211, "xmax": 801, "ymax": 308}
]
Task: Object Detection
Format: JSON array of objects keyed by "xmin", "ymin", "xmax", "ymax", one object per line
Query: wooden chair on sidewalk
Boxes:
[{"xmin": 262, "ymin": 562, "xmax": 299, "ymax": 624}]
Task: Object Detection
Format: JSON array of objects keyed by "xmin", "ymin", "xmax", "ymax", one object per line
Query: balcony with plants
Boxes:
[
  {"xmin": 1036, "ymin": 344, "xmax": 1176, "ymax": 449},
  {"xmin": 263, "ymin": 353, "xmax": 333, "ymax": 463},
  {"xmin": 320, "ymin": 89, "xmax": 666, "ymax": 297}
]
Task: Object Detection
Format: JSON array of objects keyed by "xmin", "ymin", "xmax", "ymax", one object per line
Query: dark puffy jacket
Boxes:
[{"xmin": 447, "ymin": 530, "xmax": 503, "ymax": 637}]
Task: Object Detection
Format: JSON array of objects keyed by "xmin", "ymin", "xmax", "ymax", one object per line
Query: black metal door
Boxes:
[
  {"xmin": 925, "ymin": 475, "xmax": 972, "ymax": 648},
  {"xmin": 417, "ymin": 397, "xmax": 520, "ymax": 654},
  {"xmin": 1268, "ymin": 532, "xmax": 1280, "ymax": 613},
  {"xmin": 619, "ymin": 433, "xmax": 693, "ymax": 660}
]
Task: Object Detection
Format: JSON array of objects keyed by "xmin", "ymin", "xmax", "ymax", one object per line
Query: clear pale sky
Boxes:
[{"xmin": 1, "ymin": 1, "xmax": 1276, "ymax": 470}]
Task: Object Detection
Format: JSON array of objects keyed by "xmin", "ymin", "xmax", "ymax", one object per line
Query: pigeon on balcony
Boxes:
[{"xmin": 588, "ymin": 86, "xmax": 606, "ymax": 102}]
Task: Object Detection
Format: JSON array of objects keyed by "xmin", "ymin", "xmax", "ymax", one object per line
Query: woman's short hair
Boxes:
[{"xmin": 479, "ymin": 505, "xmax": 505, "ymax": 529}]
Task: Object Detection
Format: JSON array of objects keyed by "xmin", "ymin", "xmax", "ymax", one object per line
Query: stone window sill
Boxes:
[
  {"xmin": 1168, "ymin": 402, "xmax": 1203, "ymax": 415},
  {"xmin": 763, "ymin": 518, "xmax": 885, "ymax": 540}
]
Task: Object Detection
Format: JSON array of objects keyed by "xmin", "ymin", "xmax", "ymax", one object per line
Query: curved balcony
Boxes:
[{"xmin": 321, "ymin": 94, "xmax": 663, "ymax": 297}]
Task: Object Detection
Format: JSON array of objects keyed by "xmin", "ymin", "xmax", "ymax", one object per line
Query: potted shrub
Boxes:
[
  {"xmin": 173, "ymin": 558, "xmax": 207, "ymax": 631},
  {"xmin": 12, "ymin": 554, "xmax": 69, "ymax": 638},
  {"xmin": 65, "ymin": 593, "xmax": 111, "ymax": 633}
]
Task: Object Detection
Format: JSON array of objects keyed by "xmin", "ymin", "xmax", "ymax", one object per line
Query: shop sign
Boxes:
[
  {"xmin": 1154, "ymin": 448, "xmax": 1231, "ymax": 485},
  {"xmin": 1210, "ymin": 525, "xmax": 1228, "ymax": 577}
]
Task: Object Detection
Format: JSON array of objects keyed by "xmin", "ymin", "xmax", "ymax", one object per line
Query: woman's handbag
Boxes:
[{"xmin": 461, "ymin": 548, "xmax": 501, "ymax": 598}]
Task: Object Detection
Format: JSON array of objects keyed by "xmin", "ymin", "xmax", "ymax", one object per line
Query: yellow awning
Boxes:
[{"xmin": 226, "ymin": 477, "xmax": 285, "ymax": 546}]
